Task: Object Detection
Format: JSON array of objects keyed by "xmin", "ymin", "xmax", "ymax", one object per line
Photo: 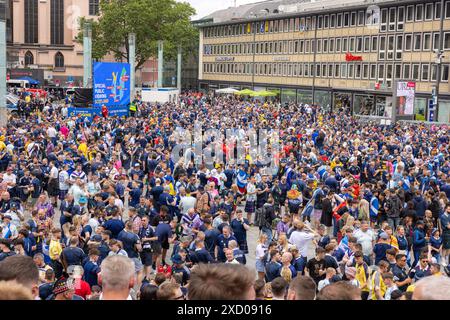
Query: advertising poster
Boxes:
[
  {"xmin": 396, "ymin": 81, "xmax": 415, "ymax": 115},
  {"xmin": 93, "ymin": 62, "xmax": 131, "ymax": 107}
]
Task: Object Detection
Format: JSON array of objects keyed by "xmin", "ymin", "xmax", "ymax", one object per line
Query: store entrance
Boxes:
[{"xmin": 333, "ymin": 92, "xmax": 352, "ymax": 115}]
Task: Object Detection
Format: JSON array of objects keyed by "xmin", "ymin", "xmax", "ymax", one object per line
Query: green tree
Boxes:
[{"xmin": 78, "ymin": 0, "xmax": 197, "ymax": 70}]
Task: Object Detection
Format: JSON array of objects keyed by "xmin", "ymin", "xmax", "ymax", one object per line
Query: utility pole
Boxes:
[
  {"xmin": 157, "ymin": 40, "xmax": 164, "ymax": 87},
  {"xmin": 128, "ymin": 33, "xmax": 136, "ymax": 101},
  {"xmin": 0, "ymin": 9, "xmax": 7, "ymax": 127},
  {"xmin": 251, "ymin": 23, "xmax": 256, "ymax": 89},
  {"xmin": 433, "ymin": 0, "xmax": 445, "ymax": 122},
  {"xmin": 312, "ymin": 16, "xmax": 318, "ymax": 106},
  {"xmin": 177, "ymin": 45, "xmax": 182, "ymax": 91},
  {"xmin": 83, "ymin": 22, "xmax": 92, "ymax": 88}
]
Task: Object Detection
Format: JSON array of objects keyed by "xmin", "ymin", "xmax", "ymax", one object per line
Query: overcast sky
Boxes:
[{"xmin": 183, "ymin": 0, "xmax": 262, "ymax": 20}]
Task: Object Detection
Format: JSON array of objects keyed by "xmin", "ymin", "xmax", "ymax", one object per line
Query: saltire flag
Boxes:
[{"xmin": 236, "ymin": 169, "xmax": 248, "ymax": 194}]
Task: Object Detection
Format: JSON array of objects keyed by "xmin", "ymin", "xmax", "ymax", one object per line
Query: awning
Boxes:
[{"xmin": 17, "ymin": 76, "xmax": 40, "ymax": 85}]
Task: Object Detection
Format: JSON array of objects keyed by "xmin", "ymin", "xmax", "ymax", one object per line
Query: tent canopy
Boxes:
[
  {"xmin": 17, "ymin": 76, "xmax": 40, "ymax": 85},
  {"xmin": 215, "ymin": 87, "xmax": 239, "ymax": 94},
  {"xmin": 251, "ymin": 90, "xmax": 278, "ymax": 97},
  {"xmin": 236, "ymin": 89, "xmax": 256, "ymax": 96}
]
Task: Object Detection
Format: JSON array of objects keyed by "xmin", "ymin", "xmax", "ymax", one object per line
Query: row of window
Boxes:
[
  {"xmin": 23, "ymin": 0, "xmax": 99, "ymax": 45},
  {"xmin": 203, "ymin": 2, "xmax": 450, "ymax": 38},
  {"xmin": 24, "ymin": 51, "xmax": 65, "ymax": 68},
  {"xmin": 203, "ymin": 62, "xmax": 450, "ymax": 83},
  {"xmin": 204, "ymin": 32, "xmax": 450, "ymax": 58}
]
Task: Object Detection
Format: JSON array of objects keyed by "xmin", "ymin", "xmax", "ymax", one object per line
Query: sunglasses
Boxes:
[{"xmin": 174, "ymin": 294, "xmax": 186, "ymax": 300}]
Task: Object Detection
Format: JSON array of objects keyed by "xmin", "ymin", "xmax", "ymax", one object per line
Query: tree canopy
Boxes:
[{"xmin": 78, "ymin": 0, "xmax": 198, "ymax": 70}]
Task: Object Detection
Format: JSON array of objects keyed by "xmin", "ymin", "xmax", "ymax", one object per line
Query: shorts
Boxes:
[
  {"xmin": 161, "ymin": 241, "xmax": 170, "ymax": 250},
  {"xmin": 255, "ymin": 259, "xmax": 265, "ymax": 273},
  {"xmin": 132, "ymin": 257, "xmax": 143, "ymax": 273},
  {"xmin": 152, "ymin": 242, "xmax": 162, "ymax": 255},
  {"xmin": 140, "ymin": 251, "xmax": 153, "ymax": 266},
  {"xmin": 312, "ymin": 209, "xmax": 322, "ymax": 221}
]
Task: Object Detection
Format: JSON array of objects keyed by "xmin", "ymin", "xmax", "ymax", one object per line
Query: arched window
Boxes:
[
  {"xmin": 54, "ymin": 52, "xmax": 64, "ymax": 68},
  {"xmin": 24, "ymin": 51, "xmax": 34, "ymax": 66}
]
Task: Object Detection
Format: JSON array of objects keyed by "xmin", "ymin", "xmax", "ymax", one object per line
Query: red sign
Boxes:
[
  {"xmin": 375, "ymin": 82, "xmax": 380, "ymax": 90},
  {"xmin": 345, "ymin": 53, "xmax": 363, "ymax": 61}
]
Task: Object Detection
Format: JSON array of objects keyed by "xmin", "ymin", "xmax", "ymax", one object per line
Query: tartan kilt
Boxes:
[{"xmin": 244, "ymin": 200, "xmax": 256, "ymax": 213}]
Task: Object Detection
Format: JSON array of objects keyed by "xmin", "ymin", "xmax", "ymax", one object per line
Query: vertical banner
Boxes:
[
  {"xmin": 396, "ymin": 81, "xmax": 415, "ymax": 115},
  {"xmin": 93, "ymin": 62, "xmax": 131, "ymax": 107}
]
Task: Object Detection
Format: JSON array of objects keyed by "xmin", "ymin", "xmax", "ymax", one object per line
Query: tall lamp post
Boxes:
[
  {"xmin": 433, "ymin": 0, "xmax": 445, "ymax": 122},
  {"xmin": 128, "ymin": 33, "xmax": 136, "ymax": 101},
  {"xmin": 0, "ymin": 2, "xmax": 7, "ymax": 127},
  {"xmin": 83, "ymin": 21, "xmax": 92, "ymax": 88}
]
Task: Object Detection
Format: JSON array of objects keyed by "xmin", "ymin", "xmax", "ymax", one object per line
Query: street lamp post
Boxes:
[
  {"xmin": 128, "ymin": 33, "xmax": 136, "ymax": 101},
  {"xmin": 433, "ymin": 0, "xmax": 445, "ymax": 121},
  {"xmin": 157, "ymin": 40, "xmax": 164, "ymax": 88},
  {"xmin": 83, "ymin": 22, "xmax": 92, "ymax": 88},
  {"xmin": 0, "ymin": 8, "xmax": 7, "ymax": 127}
]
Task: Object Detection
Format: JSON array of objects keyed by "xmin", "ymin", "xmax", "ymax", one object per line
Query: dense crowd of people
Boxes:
[{"xmin": 0, "ymin": 89, "xmax": 449, "ymax": 300}]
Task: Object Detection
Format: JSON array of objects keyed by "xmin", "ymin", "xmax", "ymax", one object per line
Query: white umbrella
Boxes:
[{"xmin": 215, "ymin": 87, "xmax": 239, "ymax": 94}]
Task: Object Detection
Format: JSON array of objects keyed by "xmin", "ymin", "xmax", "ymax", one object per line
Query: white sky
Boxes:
[{"xmin": 183, "ymin": 0, "xmax": 262, "ymax": 20}]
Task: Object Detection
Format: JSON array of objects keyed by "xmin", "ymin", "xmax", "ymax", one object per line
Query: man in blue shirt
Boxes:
[
  {"xmin": 216, "ymin": 225, "xmax": 237, "ymax": 263},
  {"xmin": 103, "ymin": 209, "xmax": 125, "ymax": 239},
  {"xmin": 83, "ymin": 248, "xmax": 101, "ymax": 288},
  {"xmin": 265, "ymin": 249, "xmax": 282, "ymax": 282}
]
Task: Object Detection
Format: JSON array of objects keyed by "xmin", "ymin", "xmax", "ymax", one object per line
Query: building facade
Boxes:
[
  {"xmin": 198, "ymin": 0, "xmax": 450, "ymax": 123},
  {"xmin": 5, "ymin": 0, "xmax": 157, "ymax": 87}
]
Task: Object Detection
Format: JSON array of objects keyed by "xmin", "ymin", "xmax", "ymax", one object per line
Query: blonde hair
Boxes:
[
  {"xmin": 258, "ymin": 234, "xmax": 268, "ymax": 244},
  {"xmin": 280, "ymin": 265, "xmax": 293, "ymax": 283}
]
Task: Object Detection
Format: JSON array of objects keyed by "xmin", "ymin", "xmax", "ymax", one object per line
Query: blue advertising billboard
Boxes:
[
  {"xmin": 93, "ymin": 62, "xmax": 130, "ymax": 107},
  {"xmin": 67, "ymin": 105, "xmax": 129, "ymax": 120}
]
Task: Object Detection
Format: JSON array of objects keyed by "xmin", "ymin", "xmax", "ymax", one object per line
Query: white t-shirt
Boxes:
[
  {"xmin": 88, "ymin": 218, "xmax": 100, "ymax": 233},
  {"xmin": 180, "ymin": 196, "xmax": 197, "ymax": 214},
  {"xmin": 47, "ymin": 127, "xmax": 57, "ymax": 138},
  {"xmin": 3, "ymin": 173, "xmax": 16, "ymax": 188},
  {"xmin": 353, "ymin": 229, "xmax": 375, "ymax": 256},
  {"xmin": 255, "ymin": 243, "xmax": 266, "ymax": 260},
  {"xmin": 59, "ymin": 171, "xmax": 70, "ymax": 191},
  {"xmin": 289, "ymin": 230, "xmax": 315, "ymax": 257},
  {"xmin": 246, "ymin": 183, "xmax": 257, "ymax": 201},
  {"xmin": 50, "ymin": 167, "xmax": 59, "ymax": 179},
  {"xmin": 318, "ymin": 279, "xmax": 331, "ymax": 292}
]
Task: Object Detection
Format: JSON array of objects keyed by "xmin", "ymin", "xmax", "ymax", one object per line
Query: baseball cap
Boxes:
[
  {"xmin": 91, "ymin": 234, "xmax": 102, "ymax": 242},
  {"xmin": 3, "ymin": 214, "xmax": 12, "ymax": 220},
  {"xmin": 379, "ymin": 232, "xmax": 389, "ymax": 240},
  {"xmin": 171, "ymin": 254, "xmax": 183, "ymax": 265},
  {"xmin": 79, "ymin": 197, "xmax": 87, "ymax": 204}
]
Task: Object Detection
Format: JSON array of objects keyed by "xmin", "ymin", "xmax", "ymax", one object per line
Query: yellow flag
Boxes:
[
  {"xmin": 265, "ymin": 21, "xmax": 269, "ymax": 32},
  {"xmin": 247, "ymin": 23, "xmax": 251, "ymax": 33}
]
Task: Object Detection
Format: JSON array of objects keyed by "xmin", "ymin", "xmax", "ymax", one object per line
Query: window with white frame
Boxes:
[
  {"xmin": 380, "ymin": 8, "xmax": 388, "ymax": 31},
  {"xmin": 425, "ymin": 3, "xmax": 433, "ymax": 20},
  {"xmin": 322, "ymin": 64, "xmax": 327, "ymax": 77},
  {"xmin": 343, "ymin": 38, "xmax": 349, "ymax": 52},
  {"xmin": 328, "ymin": 64, "xmax": 333, "ymax": 77},
  {"xmin": 444, "ymin": 32, "xmax": 450, "ymax": 49},
  {"xmin": 423, "ymin": 33, "xmax": 432, "ymax": 51},
  {"xmin": 336, "ymin": 38, "xmax": 341, "ymax": 52},
  {"xmin": 433, "ymin": 33, "xmax": 440, "ymax": 50},
  {"xmin": 421, "ymin": 64, "xmax": 429, "ymax": 81},
  {"xmin": 379, "ymin": 36, "xmax": 386, "ymax": 60},
  {"xmin": 330, "ymin": 14, "xmax": 336, "ymax": 28},
  {"xmin": 371, "ymin": 36, "xmax": 378, "ymax": 52},
  {"xmin": 349, "ymin": 37, "xmax": 355, "ymax": 52},
  {"xmin": 378, "ymin": 64, "xmax": 385, "ymax": 80},
  {"xmin": 323, "ymin": 39, "xmax": 328, "ymax": 53},
  {"xmin": 396, "ymin": 35, "xmax": 403, "ymax": 60},
  {"xmin": 335, "ymin": 63, "xmax": 340, "ymax": 77},
  {"xmin": 351, "ymin": 12, "xmax": 357, "ymax": 26},
  {"xmin": 431, "ymin": 64, "xmax": 437, "ymax": 82},
  {"xmin": 355, "ymin": 63, "xmax": 362, "ymax": 78},
  {"xmin": 442, "ymin": 64, "xmax": 449, "ymax": 81},
  {"xmin": 395, "ymin": 64, "xmax": 401, "ymax": 79},
  {"xmin": 416, "ymin": 4, "xmax": 423, "ymax": 21},
  {"xmin": 357, "ymin": 37, "xmax": 363, "ymax": 52},
  {"xmin": 446, "ymin": 1, "xmax": 450, "ymax": 18},
  {"xmin": 403, "ymin": 64, "xmax": 411, "ymax": 79},
  {"xmin": 337, "ymin": 13, "xmax": 343, "ymax": 27},
  {"xmin": 344, "ymin": 12, "xmax": 350, "ymax": 27},
  {"xmin": 358, "ymin": 11, "xmax": 365, "ymax": 26},
  {"xmin": 330, "ymin": 38, "xmax": 335, "ymax": 52},
  {"xmin": 406, "ymin": 5, "xmax": 414, "ymax": 21},
  {"xmin": 318, "ymin": 15, "xmax": 323, "ymax": 29},
  {"xmin": 348, "ymin": 64, "xmax": 354, "ymax": 78},
  {"xmin": 324, "ymin": 15, "xmax": 329, "ymax": 28},
  {"xmin": 405, "ymin": 34, "xmax": 412, "ymax": 51},
  {"xmin": 370, "ymin": 64, "xmax": 377, "ymax": 79},
  {"xmin": 389, "ymin": 7, "xmax": 396, "ymax": 31},
  {"xmin": 317, "ymin": 39, "xmax": 322, "ymax": 53},
  {"xmin": 412, "ymin": 64, "xmax": 420, "ymax": 79},
  {"xmin": 387, "ymin": 35, "xmax": 394, "ymax": 60},
  {"xmin": 414, "ymin": 33, "xmax": 422, "ymax": 51},
  {"xmin": 304, "ymin": 63, "xmax": 309, "ymax": 76},
  {"xmin": 363, "ymin": 64, "xmax": 369, "ymax": 79},
  {"xmin": 398, "ymin": 7, "xmax": 405, "ymax": 31},
  {"xmin": 364, "ymin": 37, "xmax": 370, "ymax": 52}
]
